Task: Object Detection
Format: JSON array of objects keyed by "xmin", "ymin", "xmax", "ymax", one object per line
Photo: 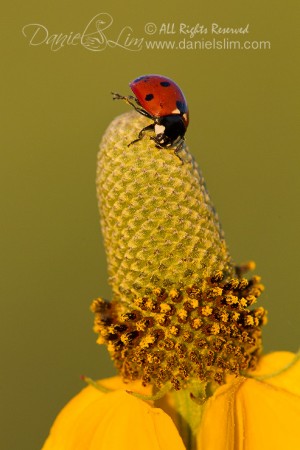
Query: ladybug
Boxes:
[{"xmin": 112, "ymin": 74, "xmax": 189, "ymax": 160}]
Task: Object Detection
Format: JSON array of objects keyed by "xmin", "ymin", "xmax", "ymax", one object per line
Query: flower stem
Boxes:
[{"xmin": 170, "ymin": 381, "xmax": 207, "ymax": 450}]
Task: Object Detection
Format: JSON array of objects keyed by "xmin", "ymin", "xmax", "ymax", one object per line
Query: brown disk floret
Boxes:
[{"xmin": 91, "ymin": 269, "xmax": 267, "ymax": 390}]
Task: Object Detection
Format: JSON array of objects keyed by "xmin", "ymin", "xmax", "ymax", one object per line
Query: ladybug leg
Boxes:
[
  {"xmin": 128, "ymin": 124, "xmax": 155, "ymax": 146},
  {"xmin": 173, "ymin": 139, "xmax": 185, "ymax": 164},
  {"xmin": 150, "ymin": 136, "xmax": 164, "ymax": 148},
  {"xmin": 151, "ymin": 136, "xmax": 185, "ymax": 163},
  {"xmin": 111, "ymin": 92, "xmax": 152, "ymax": 119},
  {"xmin": 111, "ymin": 92, "xmax": 136, "ymax": 103}
]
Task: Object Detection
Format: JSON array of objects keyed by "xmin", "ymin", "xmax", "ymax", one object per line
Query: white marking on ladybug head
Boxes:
[
  {"xmin": 154, "ymin": 124, "xmax": 165, "ymax": 136},
  {"xmin": 171, "ymin": 108, "xmax": 180, "ymax": 114},
  {"xmin": 183, "ymin": 113, "xmax": 188, "ymax": 121}
]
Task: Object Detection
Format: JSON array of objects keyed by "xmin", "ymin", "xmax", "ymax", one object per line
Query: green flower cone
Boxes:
[
  {"xmin": 92, "ymin": 111, "xmax": 266, "ymax": 391},
  {"xmin": 97, "ymin": 111, "xmax": 232, "ymax": 295}
]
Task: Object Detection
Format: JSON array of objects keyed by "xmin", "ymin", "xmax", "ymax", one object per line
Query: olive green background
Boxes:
[{"xmin": 1, "ymin": 0, "xmax": 299, "ymax": 449}]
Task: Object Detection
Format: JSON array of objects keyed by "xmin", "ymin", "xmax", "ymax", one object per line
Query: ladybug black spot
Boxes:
[
  {"xmin": 176, "ymin": 100, "xmax": 185, "ymax": 112},
  {"xmin": 145, "ymin": 93, "xmax": 154, "ymax": 101},
  {"xmin": 160, "ymin": 81, "xmax": 171, "ymax": 87}
]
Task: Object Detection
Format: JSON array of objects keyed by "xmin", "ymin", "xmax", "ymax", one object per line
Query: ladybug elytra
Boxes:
[{"xmin": 112, "ymin": 74, "xmax": 189, "ymax": 161}]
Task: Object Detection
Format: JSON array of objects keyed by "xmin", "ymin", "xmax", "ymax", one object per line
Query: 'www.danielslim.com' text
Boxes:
[{"xmin": 145, "ymin": 38, "xmax": 271, "ymax": 50}]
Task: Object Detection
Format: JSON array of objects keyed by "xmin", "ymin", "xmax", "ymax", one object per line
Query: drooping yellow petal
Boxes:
[
  {"xmin": 251, "ymin": 351, "xmax": 300, "ymax": 396},
  {"xmin": 42, "ymin": 377, "xmax": 186, "ymax": 450},
  {"xmin": 197, "ymin": 352, "xmax": 300, "ymax": 450}
]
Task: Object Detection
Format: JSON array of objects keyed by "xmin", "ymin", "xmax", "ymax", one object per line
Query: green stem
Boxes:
[
  {"xmin": 82, "ymin": 376, "xmax": 112, "ymax": 393},
  {"xmin": 171, "ymin": 381, "xmax": 207, "ymax": 450}
]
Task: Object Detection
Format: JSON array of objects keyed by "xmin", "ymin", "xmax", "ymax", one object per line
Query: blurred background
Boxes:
[{"xmin": 1, "ymin": 0, "xmax": 299, "ymax": 448}]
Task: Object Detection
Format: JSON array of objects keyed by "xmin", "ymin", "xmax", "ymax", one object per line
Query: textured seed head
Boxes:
[
  {"xmin": 93, "ymin": 111, "xmax": 266, "ymax": 390},
  {"xmin": 97, "ymin": 111, "xmax": 233, "ymax": 301}
]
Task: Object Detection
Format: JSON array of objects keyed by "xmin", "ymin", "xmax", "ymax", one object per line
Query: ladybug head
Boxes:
[{"xmin": 153, "ymin": 115, "xmax": 187, "ymax": 148}]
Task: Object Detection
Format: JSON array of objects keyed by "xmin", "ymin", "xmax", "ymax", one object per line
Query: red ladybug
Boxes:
[{"xmin": 112, "ymin": 74, "xmax": 189, "ymax": 160}]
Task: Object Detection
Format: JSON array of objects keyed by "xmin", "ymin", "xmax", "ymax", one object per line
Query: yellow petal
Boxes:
[
  {"xmin": 197, "ymin": 352, "xmax": 300, "ymax": 450},
  {"xmin": 42, "ymin": 377, "xmax": 186, "ymax": 450},
  {"xmin": 196, "ymin": 379, "xmax": 239, "ymax": 450},
  {"xmin": 251, "ymin": 351, "xmax": 300, "ymax": 396}
]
